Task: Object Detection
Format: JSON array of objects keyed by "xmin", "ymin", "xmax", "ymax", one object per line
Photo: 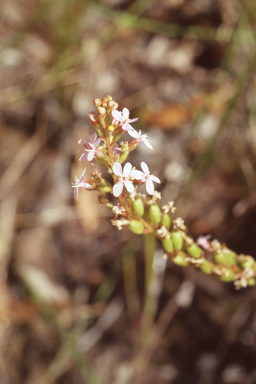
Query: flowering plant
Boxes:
[{"xmin": 72, "ymin": 95, "xmax": 256, "ymax": 289}]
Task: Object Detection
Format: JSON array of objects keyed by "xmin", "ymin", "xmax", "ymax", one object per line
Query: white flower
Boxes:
[
  {"xmin": 112, "ymin": 205, "xmax": 126, "ymax": 215},
  {"xmin": 112, "ymin": 108, "xmax": 138, "ymax": 131},
  {"xmin": 72, "ymin": 168, "xmax": 92, "ymax": 200},
  {"xmin": 78, "ymin": 133, "xmax": 102, "ymax": 161},
  {"xmin": 113, "ymin": 162, "xmax": 134, "ymax": 197},
  {"xmin": 130, "ymin": 162, "xmax": 160, "ymax": 195},
  {"xmin": 128, "ymin": 129, "xmax": 153, "ymax": 150}
]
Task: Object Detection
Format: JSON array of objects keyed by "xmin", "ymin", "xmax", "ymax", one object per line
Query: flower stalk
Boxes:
[{"xmin": 72, "ymin": 95, "xmax": 256, "ymax": 290}]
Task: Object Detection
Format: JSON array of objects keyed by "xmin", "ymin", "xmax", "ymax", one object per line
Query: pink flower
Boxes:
[
  {"xmin": 196, "ymin": 235, "xmax": 213, "ymax": 252},
  {"xmin": 78, "ymin": 133, "xmax": 102, "ymax": 162},
  {"xmin": 128, "ymin": 129, "xmax": 153, "ymax": 150},
  {"xmin": 130, "ymin": 162, "xmax": 160, "ymax": 195},
  {"xmin": 113, "ymin": 162, "xmax": 134, "ymax": 197},
  {"xmin": 72, "ymin": 168, "xmax": 92, "ymax": 200},
  {"xmin": 112, "ymin": 108, "xmax": 138, "ymax": 131},
  {"xmin": 112, "ymin": 144, "xmax": 122, "ymax": 155}
]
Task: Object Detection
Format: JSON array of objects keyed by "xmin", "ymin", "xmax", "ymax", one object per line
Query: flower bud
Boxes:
[
  {"xmin": 93, "ymin": 98, "xmax": 101, "ymax": 107},
  {"xmin": 143, "ymin": 209, "xmax": 152, "ymax": 225},
  {"xmin": 132, "ymin": 198, "xmax": 144, "ymax": 217},
  {"xmin": 129, "ymin": 220, "xmax": 144, "ymax": 235},
  {"xmin": 186, "ymin": 243, "xmax": 202, "ymax": 259},
  {"xmin": 105, "ymin": 95, "xmax": 113, "ymax": 102},
  {"xmin": 248, "ymin": 278, "xmax": 256, "ymax": 286},
  {"xmin": 214, "ymin": 251, "xmax": 237, "ymax": 267},
  {"xmin": 108, "ymin": 125, "xmax": 115, "ymax": 132},
  {"xmin": 200, "ymin": 260, "xmax": 212, "ymax": 274},
  {"xmin": 95, "ymin": 158, "xmax": 109, "ymax": 169},
  {"xmin": 119, "ymin": 151, "xmax": 129, "ymax": 164},
  {"xmin": 98, "ymin": 107, "xmax": 106, "ymax": 116},
  {"xmin": 238, "ymin": 255, "xmax": 255, "ymax": 269},
  {"xmin": 162, "ymin": 237, "xmax": 173, "ymax": 253},
  {"xmin": 220, "ymin": 268, "xmax": 235, "ymax": 282},
  {"xmin": 107, "ymin": 101, "xmax": 115, "ymax": 110},
  {"xmin": 171, "ymin": 230, "xmax": 183, "ymax": 251},
  {"xmin": 172, "ymin": 251, "xmax": 189, "ymax": 266},
  {"xmin": 149, "ymin": 204, "xmax": 161, "ymax": 224},
  {"xmin": 88, "ymin": 112, "xmax": 99, "ymax": 125},
  {"xmin": 161, "ymin": 213, "xmax": 171, "ymax": 229}
]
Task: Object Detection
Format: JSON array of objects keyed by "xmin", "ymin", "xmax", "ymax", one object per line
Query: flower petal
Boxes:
[
  {"xmin": 146, "ymin": 179, "xmax": 154, "ymax": 195},
  {"xmin": 130, "ymin": 170, "xmax": 144, "ymax": 179},
  {"xmin": 94, "ymin": 137, "xmax": 101, "ymax": 148},
  {"xmin": 128, "ymin": 129, "xmax": 139, "ymax": 138},
  {"xmin": 112, "ymin": 110, "xmax": 122, "ymax": 121},
  {"xmin": 79, "ymin": 152, "xmax": 88, "ymax": 161},
  {"xmin": 122, "ymin": 108, "xmax": 129, "ymax": 119},
  {"xmin": 74, "ymin": 187, "xmax": 79, "ymax": 200},
  {"xmin": 124, "ymin": 180, "xmax": 134, "ymax": 193},
  {"xmin": 122, "ymin": 123, "xmax": 133, "ymax": 131},
  {"xmin": 129, "ymin": 118, "xmax": 139, "ymax": 123},
  {"xmin": 113, "ymin": 182, "xmax": 123, "ymax": 197},
  {"xmin": 113, "ymin": 162, "xmax": 122, "ymax": 176},
  {"xmin": 141, "ymin": 162, "xmax": 149, "ymax": 174},
  {"xmin": 87, "ymin": 151, "xmax": 95, "ymax": 161},
  {"xmin": 150, "ymin": 175, "xmax": 161, "ymax": 183},
  {"xmin": 89, "ymin": 133, "xmax": 97, "ymax": 143},
  {"xmin": 143, "ymin": 139, "xmax": 153, "ymax": 150},
  {"xmin": 123, "ymin": 162, "xmax": 132, "ymax": 177}
]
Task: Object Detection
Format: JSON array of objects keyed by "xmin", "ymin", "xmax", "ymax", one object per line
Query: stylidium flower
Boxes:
[
  {"xmin": 130, "ymin": 162, "xmax": 160, "ymax": 195},
  {"xmin": 112, "ymin": 144, "xmax": 122, "ymax": 155},
  {"xmin": 113, "ymin": 205, "xmax": 126, "ymax": 214},
  {"xmin": 112, "ymin": 108, "xmax": 138, "ymax": 131},
  {"xmin": 113, "ymin": 162, "xmax": 134, "ymax": 197},
  {"xmin": 128, "ymin": 128, "xmax": 153, "ymax": 150},
  {"xmin": 78, "ymin": 133, "xmax": 102, "ymax": 161},
  {"xmin": 72, "ymin": 168, "xmax": 92, "ymax": 200}
]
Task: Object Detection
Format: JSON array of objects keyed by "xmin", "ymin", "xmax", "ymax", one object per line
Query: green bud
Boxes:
[
  {"xmin": 220, "ymin": 268, "xmax": 235, "ymax": 282},
  {"xmin": 161, "ymin": 213, "xmax": 171, "ymax": 229},
  {"xmin": 149, "ymin": 204, "xmax": 161, "ymax": 224},
  {"xmin": 186, "ymin": 243, "xmax": 202, "ymax": 259},
  {"xmin": 248, "ymin": 278, "xmax": 256, "ymax": 286},
  {"xmin": 200, "ymin": 260, "xmax": 212, "ymax": 274},
  {"xmin": 109, "ymin": 133, "xmax": 114, "ymax": 144},
  {"xmin": 239, "ymin": 256, "xmax": 255, "ymax": 269},
  {"xmin": 162, "ymin": 237, "xmax": 173, "ymax": 253},
  {"xmin": 172, "ymin": 251, "xmax": 189, "ymax": 266},
  {"xmin": 95, "ymin": 158, "xmax": 109, "ymax": 169},
  {"xmin": 215, "ymin": 251, "xmax": 237, "ymax": 267},
  {"xmin": 97, "ymin": 185, "xmax": 112, "ymax": 192},
  {"xmin": 113, "ymin": 130, "xmax": 123, "ymax": 143},
  {"xmin": 129, "ymin": 220, "xmax": 144, "ymax": 235},
  {"xmin": 119, "ymin": 151, "xmax": 129, "ymax": 164},
  {"xmin": 132, "ymin": 198, "xmax": 144, "ymax": 217},
  {"xmin": 98, "ymin": 115, "xmax": 106, "ymax": 128},
  {"xmin": 93, "ymin": 98, "xmax": 101, "ymax": 107},
  {"xmin": 143, "ymin": 209, "xmax": 152, "ymax": 225},
  {"xmin": 171, "ymin": 230, "xmax": 183, "ymax": 251}
]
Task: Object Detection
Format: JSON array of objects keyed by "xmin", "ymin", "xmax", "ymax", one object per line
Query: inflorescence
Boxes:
[{"xmin": 72, "ymin": 95, "xmax": 256, "ymax": 289}]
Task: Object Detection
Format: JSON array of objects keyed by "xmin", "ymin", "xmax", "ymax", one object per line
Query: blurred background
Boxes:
[{"xmin": 1, "ymin": 0, "xmax": 256, "ymax": 383}]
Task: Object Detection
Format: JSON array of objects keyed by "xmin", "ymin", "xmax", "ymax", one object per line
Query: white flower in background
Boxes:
[
  {"xmin": 72, "ymin": 168, "xmax": 92, "ymax": 200},
  {"xmin": 112, "ymin": 205, "xmax": 126, "ymax": 215},
  {"xmin": 128, "ymin": 128, "xmax": 153, "ymax": 150},
  {"xmin": 112, "ymin": 108, "xmax": 138, "ymax": 131},
  {"xmin": 130, "ymin": 161, "xmax": 160, "ymax": 195},
  {"xmin": 113, "ymin": 162, "xmax": 134, "ymax": 197},
  {"xmin": 78, "ymin": 133, "xmax": 102, "ymax": 161}
]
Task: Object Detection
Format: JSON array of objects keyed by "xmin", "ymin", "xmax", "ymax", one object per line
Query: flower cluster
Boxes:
[{"xmin": 72, "ymin": 95, "xmax": 256, "ymax": 289}]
